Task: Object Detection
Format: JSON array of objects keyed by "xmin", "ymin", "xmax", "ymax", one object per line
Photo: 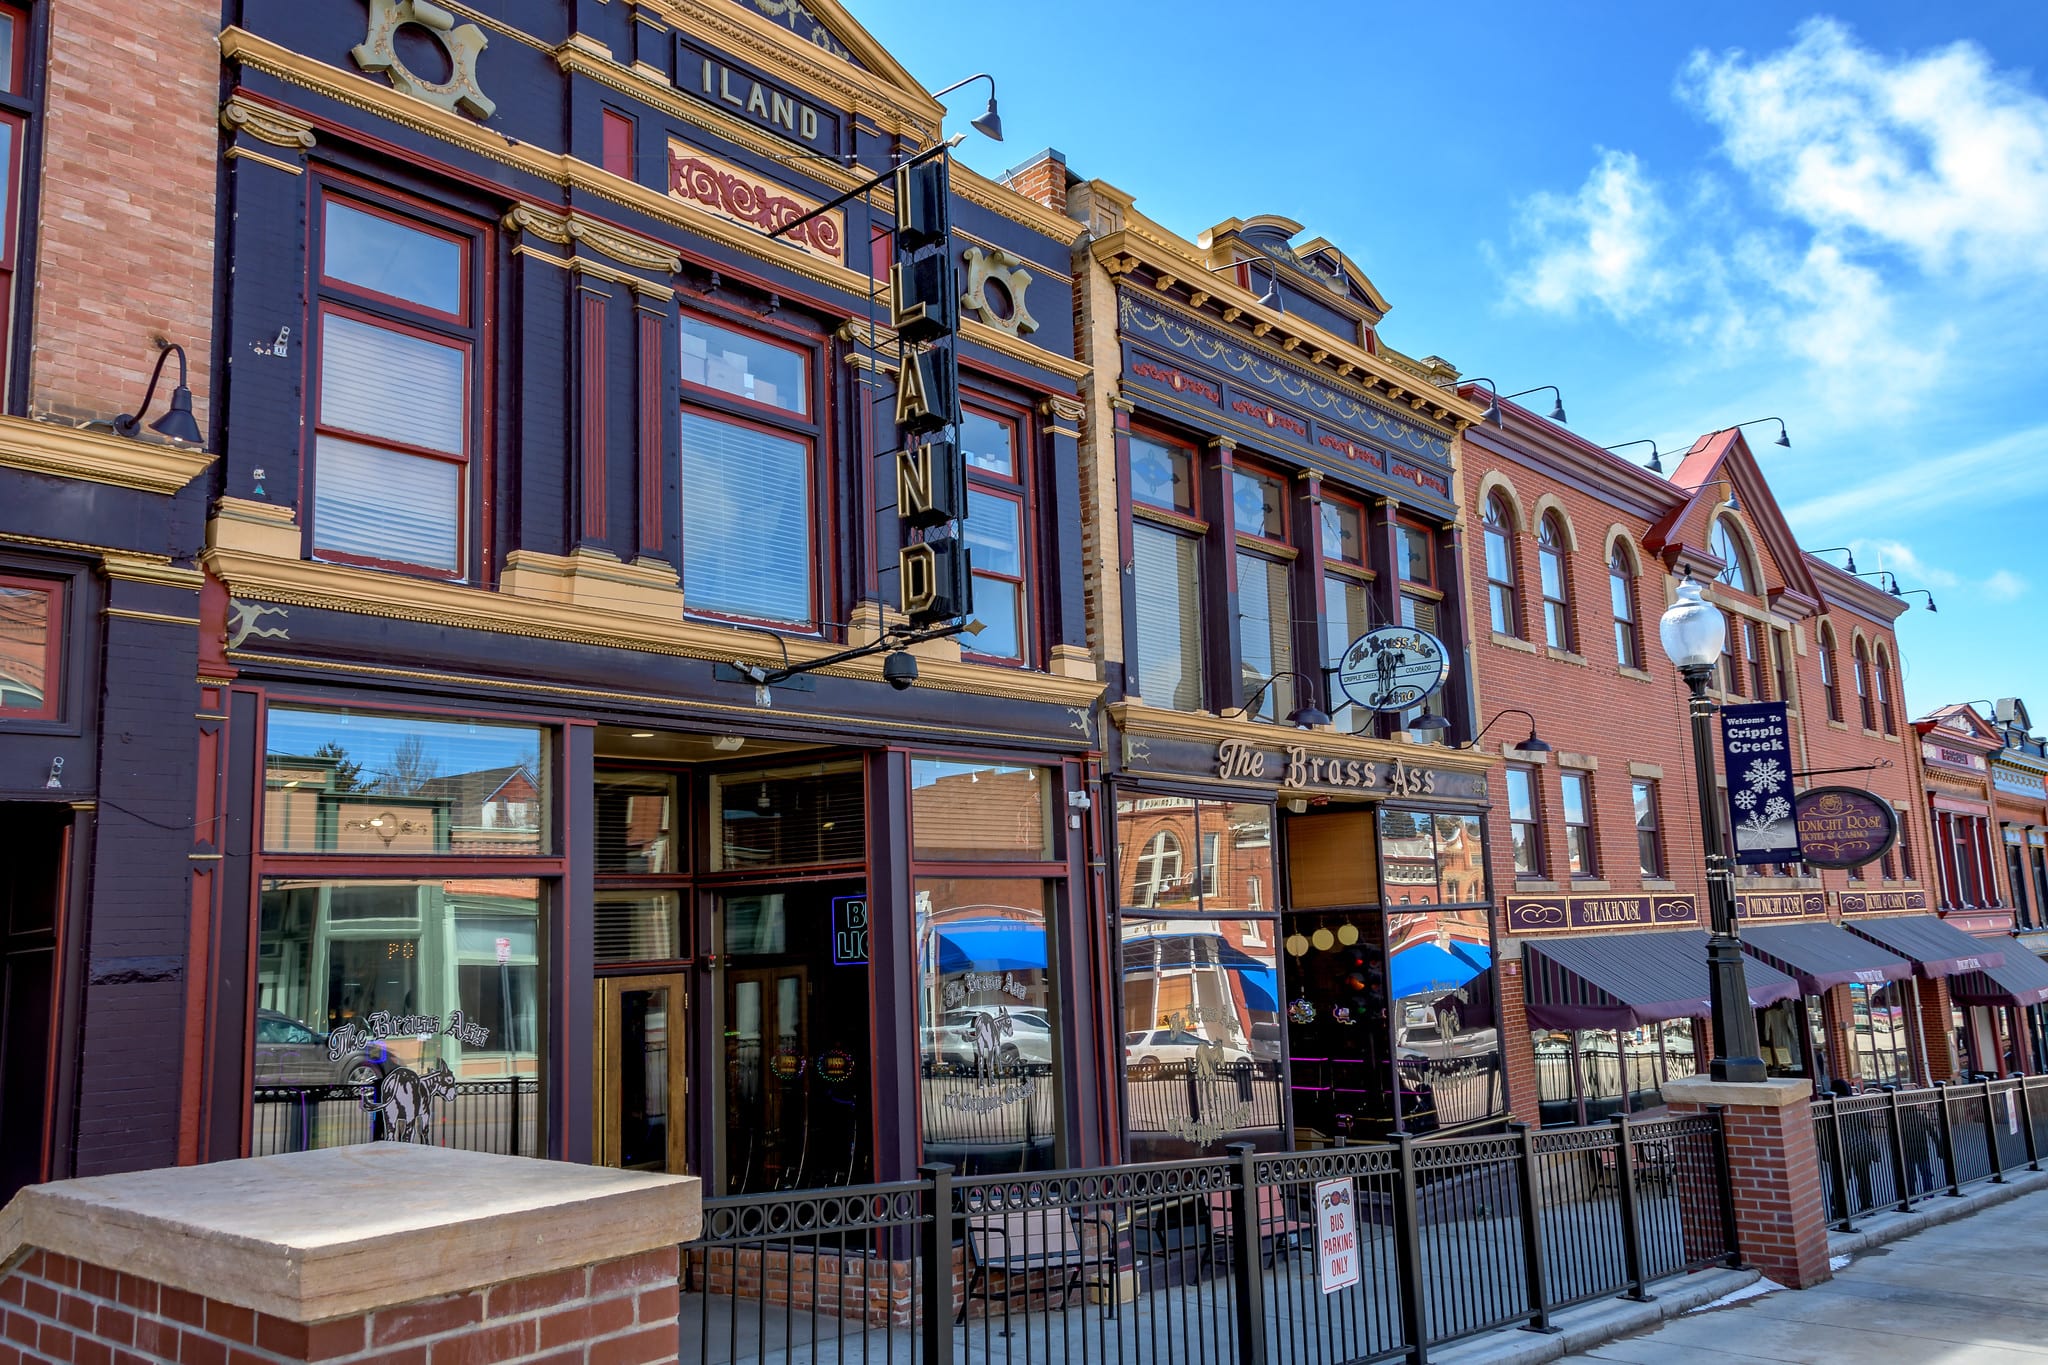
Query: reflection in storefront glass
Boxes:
[
  {"xmin": 710, "ymin": 762, "xmax": 864, "ymax": 871},
  {"xmin": 251, "ymin": 877, "xmax": 543, "ymax": 1157},
  {"xmin": 1121, "ymin": 916, "xmax": 1282, "ymax": 1161},
  {"xmin": 911, "ymin": 759, "xmax": 1054, "ymax": 861},
  {"xmin": 915, "ymin": 879, "xmax": 1058, "ymax": 1173},
  {"xmin": 1116, "ymin": 797, "xmax": 1275, "ymax": 914},
  {"xmin": 264, "ymin": 709, "xmax": 548, "ymax": 855},
  {"xmin": 1533, "ymin": 1021, "xmax": 1698, "ymax": 1126},
  {"xmin": 1386, "ymin": 909, "xmax": 1502, "ymax": 1131},
  {"xmin": 1851, "ymin": 982, "xmax": 1912, "ymax": 1084},
  {"xmin": 1377, "ymin": 809, "xmax": 1488, "ymax": 906}
]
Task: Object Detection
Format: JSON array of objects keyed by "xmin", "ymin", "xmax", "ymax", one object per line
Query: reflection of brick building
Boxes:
[{"xmin": 1116, "ymin": 798, "xmax": 1274, "ymax": 915}]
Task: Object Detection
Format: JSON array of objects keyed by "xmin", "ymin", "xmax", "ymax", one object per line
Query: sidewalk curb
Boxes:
[
  {"xmin": 1827, "ymin": 1166, "xmax": 2048, "ymax": 1261},
  {"xmin": 1431, "ymin": 1266, "xmax": 1764, "ymax": 1365}
]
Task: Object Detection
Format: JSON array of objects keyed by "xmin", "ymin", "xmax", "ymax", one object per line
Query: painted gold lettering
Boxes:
[
  {"xmin": 1286, "ymin": 745, "xmax": 1308, "ymax": 788},
  {"xmin": 890, "ymin": 261, "xmax": 932, "ymax": 334},
  {"xmin": 746, "ymin": 82, "xmax": 769, "ymax": 118},
  {"xmin": 900, "ymin": 542, "xmax": 936, "ymax": 615},
  {"xmin": 771, "ymin": 92, "xmax": 796, "ymax": 130},
  {"xmin": 1422, "ymin": 770, "xmax": 1437, "ymax": 795},
  {"xmin": 897, "ymin": 445, "xmax": 933, "ymax": 520},
  {"xmin": 1309, "ymin": 757, "xmax": 1325, "ymax": 784},
  {"xmin": 1344, "ymin": 760, "xmax": 1363, "ymax": 787},
  {"xmin": 894, "ymin": 343, "xmax": 933, "ymax": 427}
]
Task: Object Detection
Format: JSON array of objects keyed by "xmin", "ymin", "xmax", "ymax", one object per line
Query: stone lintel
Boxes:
[{"xmin": 1662, "ymin": 1076, "xmax": 1816, "ymax": 1110}]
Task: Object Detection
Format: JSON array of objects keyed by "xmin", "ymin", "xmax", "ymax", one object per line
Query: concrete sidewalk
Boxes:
[{"xmin": 1560, "ymin": 1183, "xmax": 2048, "ymax": 1363}]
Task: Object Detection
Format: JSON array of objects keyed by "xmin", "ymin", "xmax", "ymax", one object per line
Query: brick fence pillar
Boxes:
[{"xmin": 1662, "ymin": 1076, "xmax": 1831, "ymax": 1289}]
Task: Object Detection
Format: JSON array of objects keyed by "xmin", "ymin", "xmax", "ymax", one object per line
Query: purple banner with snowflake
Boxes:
[{"xmin": 1721, "ymin": 701, "xmax": 1799, "ymax": 866}]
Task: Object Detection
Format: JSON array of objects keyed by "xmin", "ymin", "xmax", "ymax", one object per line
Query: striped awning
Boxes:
[
  {"xmin": 1841, "ymin": 914, "xmax": 2007, "ymax": 978},
  {"xmin": 1949, "ymin": 948, "xmax": 2048, "ymax": 1008},
  {"xmin": 1740, "ymin": 921, "xmax": 1914, "ymax": 995},
  {"xmin": 1524, "ymin": 929, "xmax": 1800, "ymax": 1030}
]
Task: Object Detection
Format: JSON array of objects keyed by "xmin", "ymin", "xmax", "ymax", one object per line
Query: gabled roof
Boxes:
[
  {"xmin": 1197, "ymin": 216, "xmax": 1391, "ymax": 322},
  {"xmin": 1645, "ymin": 429, "xmax": 1822, "ymax": 617},
  {"xmin": 702, "ymin": 0, "xmax": 944, "ymax": 135},
  {"xmin": 1917, "ymin": 703, "xmax": 2004, "ymax": 753}
]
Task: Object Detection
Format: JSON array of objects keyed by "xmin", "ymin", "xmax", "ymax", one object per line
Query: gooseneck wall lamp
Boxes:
[
  {"xmin": 1203, "ymin": 256, "xmax": 1284, "ymax": 311},
  {"xmin": 1225, "ymin": 671, "xmax": 1331, "ymax": 730},
  {"xmin": 113, "ymin": 342, "xmax": 202, "ymax": 445},
  {"xmin": 1604, "ymin": 439, "xmax": 1665, "ymax": 474},
  {"xmin": 1726, "ymin": 417, "xmax": 1791, "ymax": 449},
  {"xmin": 1900, "ymin": 589, "xmax": 1938, "ymax": 614},
  {"xmin": 1464, "ymin": 378, "xmax": 1503, "ymax": 428},
  {"xmin": 1811, "ymin": 547, "xmax": 1858, "ymax": 575},
  {"xmin": 1458, "ymin": 708, "xmax": 1551, "ymax": 753},
  {"xmin": 1659, "ymin": 576, "xmax": 1769, "ymax": 1084},
  {"xmin": 930, "ymin": 73, "xmax": 1002, "ymax": 141},
  {"xmin": 1505, "ymin": 385, "xmax": 1568, "ymax": 424}
]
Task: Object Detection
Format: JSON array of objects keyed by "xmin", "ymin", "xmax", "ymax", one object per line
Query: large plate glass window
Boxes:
[
  {"xmin": 960, "ymin": 407, "xmax": 1030, "ymax": 664},
  {"xmin": 310, "ymin": 190, "xmax": 481, "ymax": 579},
  {"xmin": 679, "ymin": 313, "xmax": 818, "ymax": 627},
  {"xmin": 1129, "ymin": 430, "xmax": 1204, "ymax": 712},
  {"xmin": 0, "ymin": 574, "xmax": 60, "ymax": 719}
]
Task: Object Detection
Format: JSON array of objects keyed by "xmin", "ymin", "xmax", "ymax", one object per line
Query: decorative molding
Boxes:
[
  {"xmin": 352, "ymin": 0, "xmax": 495, "ymax": 120},
  {"xmin": 511, "ymin": 243, "xmax": 674, "ymax": 301},
  {"xmin": 0, "ymin": 416, "xmax": 213, "ymax": 495},
  {"xmin": 100, "ymin": 552, "xmax": 205, "ymax": 591},
  {"xmin": 501, "ymin": 203, "xmax": 682, "ymax": 275},
  {"xmin": 1039, "ymin": 395, "xmax": 1086, "ymax": 424},
  {"xmin": 666, "ymin": 139, "xmax": 842, "ymax": 263},
  {"xmin": 220, "ymin": 93, "xmax": 316, "ymax": 149},
  {"xmin": 104, "ymin": 608, "xmax": 202, "ymax": 628},
  {"xmin": 225, "ymin": 146, "xmax": 307, "ymax": 176},
  {"xmin": 958, "ymin": 245, "xmax": 1038, "ymax": 337}
]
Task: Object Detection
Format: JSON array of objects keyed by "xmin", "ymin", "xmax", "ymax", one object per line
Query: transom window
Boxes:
[
  {"xmin": 678, "ymin": 312, "xmax": 818, "ymax": 627},
  {"xmin": 1484, "ymin": 494, "xmax": 1518, "ymax": 637},
  {"xmin": 1711, "ymin": 518, "xmax": 1753, "ymax": 594},
  {"xmin": 960, "ymin": 406, "xmax": 1029, "ymax": 664},
  {"xmin": 1538, "ymin": 513, "xmax": 1571, "ymax": 650},
  {"xmin": 1130, "ymin": 431, "xmax": 1195, "ymax": 513},
  {"xmin": 310, "ymin": 190, "xmax": 481, "ymax": 580}
]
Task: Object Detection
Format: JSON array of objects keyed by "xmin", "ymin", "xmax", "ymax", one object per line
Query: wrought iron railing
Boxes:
[
  {"xmin": 1812, "ymin": 1075, "xmax": 2048, "ymax": 1230},
  {"xmin": 678, "ymin": 1112, "xmax": 1733, "ymax": 1365},
  {"xmin": 250, "ymin": 1076, "xmax": 542, "ymax": 1158}
]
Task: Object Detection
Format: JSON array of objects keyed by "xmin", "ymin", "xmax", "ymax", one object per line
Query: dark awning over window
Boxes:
[
  {"xmin": 1949, "ymin": 949, "xmax": 2048, "ymax": 1008},
  {"xmin": 1524, "ymin": 929, "xmax": 1799, "ymax": 1030},
  {"xmin": 1841, "ymin": 915, "xmax": 2007, "ymax": 978},
  {"xmin": 1740, "ymin": 921, "xmax": 1914, "ymax": 995}
]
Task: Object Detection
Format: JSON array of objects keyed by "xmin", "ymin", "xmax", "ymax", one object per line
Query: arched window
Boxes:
[
  {"xmin": 1875, "ymin": 648, "xmax": 1897, "ymax": 735},
  {"xmin": 1539, "ymin": 512, "xmax": 1572, "ymax": 650},
  {"xmin": 1483, "ymin": 493, "xmax": 1519, "ymax": 637},
  {"xmin": 1610, "ymin": 542, "xmax": 1640, "ymax": 668},
  {"xmin": 1135, "ymin": 830, "xmax": 1182, "ymax": 907},
  {"xmin": 1711, "ymin": 517, "xmax": 1753, "ymax": 593},
  {"xmin": 1854, "ymin": 639, "xmax": 1874, "ymax": 730},
  {"xmin": 1819, "ymin": 625, "xmax": 1842, "ymax": 721}
]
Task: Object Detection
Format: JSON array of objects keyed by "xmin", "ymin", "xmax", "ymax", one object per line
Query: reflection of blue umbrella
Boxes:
[
  {"xmin": 1447, "ymin": 940, "xmax": 1492, "ymax": 973},
  {"xmin": 1389, "ymin": 942, "xmax": 1483, "ymax": 1001},
  {"xmin": 1234, "ymin": 967, "xmax": 1279, "ymax": 1013},
  {"xmin": 934, "ymin": 918, "xmax": 1047, "ymax": 974}
]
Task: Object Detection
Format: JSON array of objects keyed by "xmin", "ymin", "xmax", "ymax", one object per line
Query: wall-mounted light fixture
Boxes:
[
  {"xmin": 1604, "ymin": 439, "xmax": 1665, "ymax": 474},
  {"xmin": 1810, "ymin": 546, "xmax": 1858, "ymax": 574},
  {"xmin": 113, "ymin": 342, "xmax": 202, "ymax": 445},
  {"xmin": 1464, "ymin": 377, "xmax": 1503, "ymax": 428},
  {"xmin": 1505, "ymin": 385, "xmax": 1567, "ymax": 424},
  {"xmin": 931, "ymin": 73, "xmax": 1003, "ymax": 141},
  {"xmin": 1223, "ymin": 671, "xmax": 1331, "ymax": 730},
  {"xmin": 1458, "ymin": 708, "xmax": 1551, "ymax": 753},
  {"xmin": 1203, "ymin": 256, "xmax": 1284, "ymax": 312},
  {"xmin": 1724, "ymin": 417, "xmax": 1790, "ymax": 449}
]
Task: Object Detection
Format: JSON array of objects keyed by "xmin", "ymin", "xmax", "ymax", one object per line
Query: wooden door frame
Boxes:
[{"xmin": 592, "ymin": 972, "xmax": 688, "ymax": 1173}]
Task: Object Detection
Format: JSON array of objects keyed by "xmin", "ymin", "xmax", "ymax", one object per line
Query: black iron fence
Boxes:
[
  {"xmin": 679, "ymin": 1112, "xmax": 1733, "ymax": 1365},
  {"xmin": 250, "ymin": 1076, "xmax": 542, "ymax": 1158},
  {"xmin": 1813, "ymin": 1075, "xmax": 2048, "ymax": 1230}
]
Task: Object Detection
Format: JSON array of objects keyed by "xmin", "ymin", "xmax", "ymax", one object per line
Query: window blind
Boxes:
[
  {"xmin": 313, "ymin": 435, "xmax": 461, "ymax": 572},
  {"xmin": 320, "ymin": 313, "xmax": 466, "ymax": 455},
  {"xmin": 1133, "ymin": 522, "xmax": 1202, "ymax": 711},
  {"xmin": 681, "ymin": 413, "xmax": 811, "ymax": 623}
]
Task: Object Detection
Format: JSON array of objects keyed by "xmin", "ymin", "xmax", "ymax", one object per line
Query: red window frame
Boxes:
[
  {"xmin": 306, "ymin": 179, "xmax": 489, "ymax": 582},
  {"xmin": 0, "ymin": 572, "xmax": 61, "ymax": 720},
  {"xmin": 675, "ymin": 305, "xmax": 825, "ymax": 634},
  {"xmin": 601, "ymin": 109, "xmax": 636, "ymax": 179},
  {"xmin": 1231, "ymin": 457, "xmax": 1295, "ymax": 722},
  {"xmin": 960, "ymin": 401, "xmax": 1033, "ymax": 668},
  {"xmin": 1395, "ymin": 517, "xmax": 1435, "ymax": 587}
]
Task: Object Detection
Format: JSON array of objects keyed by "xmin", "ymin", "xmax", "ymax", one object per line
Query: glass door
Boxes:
[{"xmin": 594, "ymin": 974, "xmax": 687, "ymax": 1172}]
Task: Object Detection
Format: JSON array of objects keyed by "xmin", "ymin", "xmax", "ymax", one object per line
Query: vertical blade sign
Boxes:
[{"xmin": 890, "ymin": 155, "xmax": 970, "ymax": 627}]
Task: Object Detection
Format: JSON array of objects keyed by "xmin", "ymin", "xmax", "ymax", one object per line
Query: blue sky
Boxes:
[{"xmin": 849, "ymin": 1, "xmax": 2048, "ymax": 721}]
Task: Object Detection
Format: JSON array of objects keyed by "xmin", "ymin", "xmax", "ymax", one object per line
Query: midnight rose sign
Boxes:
[{"xmin": 1721, "ymin": 702, "xmax": 1799, "ymax": 865}]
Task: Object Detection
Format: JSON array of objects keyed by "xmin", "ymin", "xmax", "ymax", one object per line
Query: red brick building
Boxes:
[{"xmin": 1457, "ymin": 401, "xmax": 1952, "ymax": 1125}]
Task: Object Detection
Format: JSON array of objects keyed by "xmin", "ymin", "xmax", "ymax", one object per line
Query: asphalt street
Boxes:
[{"xmin": 1560, "ymin": 1187, "xmax": 2048, "ymax": 1363}]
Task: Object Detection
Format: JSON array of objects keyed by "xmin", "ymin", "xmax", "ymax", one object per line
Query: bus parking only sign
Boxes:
[{"xmin": 1316, "ymin": 1178, "xmax": 1361, "ymax": 1293}]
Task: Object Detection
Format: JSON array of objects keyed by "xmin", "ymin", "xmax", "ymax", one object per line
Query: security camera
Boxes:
[{"xmin": 882, "ymin": 650, "xmax": 919, "ymax": 691}]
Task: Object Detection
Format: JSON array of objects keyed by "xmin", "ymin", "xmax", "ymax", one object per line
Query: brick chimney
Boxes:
[{"xmin": 1001, "ymin": 148, "xmax": 1068, "ymax": 215}]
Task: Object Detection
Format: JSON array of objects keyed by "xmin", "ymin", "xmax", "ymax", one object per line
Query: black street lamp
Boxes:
[{"xmin": 1659, "ymin": 576, "xmax": 1767, "ymax": 1084}]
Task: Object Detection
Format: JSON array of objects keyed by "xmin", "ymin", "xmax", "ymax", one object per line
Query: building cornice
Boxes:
[{"xmin": 0, "ymin": 415, "xmax": 213, "ymax": 496}]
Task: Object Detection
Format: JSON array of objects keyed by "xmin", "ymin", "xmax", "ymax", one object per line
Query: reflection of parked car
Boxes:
[
  {"xmin": 1124, "ymin": 1029, "xmax": 1251, "ymax": 1078},
  {"xmin": 922, "ymin": 1007, "xmax": 1053, "ymax": 1069},
  {"xmin": 253, "ymin": 1009, "xmax": 386, "ymax": 1087}
]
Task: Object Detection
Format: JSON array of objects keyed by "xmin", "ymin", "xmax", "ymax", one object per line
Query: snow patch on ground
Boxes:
[
  {"xmin": 1687, "ymin": 1277, "xmax": 1786, "ymax": 1312},
  {"xmin": 1830, "ymin": 1254, "xmax": 1853, "ymax": 1271}
]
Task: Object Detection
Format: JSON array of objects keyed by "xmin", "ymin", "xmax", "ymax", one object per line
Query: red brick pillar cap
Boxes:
[
  {"xmin": 0, "ymin": 1144, "xmax": 700, "ymax": 1323},
  {"xmin": 1662, "ymin": 1076, "xmax": 1815, "ymax": 1108}
]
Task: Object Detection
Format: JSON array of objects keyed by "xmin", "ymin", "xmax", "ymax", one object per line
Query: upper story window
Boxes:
[
  {"xmin": 1483, "ymin": 493, "xmax": 1519, "ymax": 638},
  {"xmin": 310, "ymin": 189, "xmax": 484, "ymax": 580},
  {"xmin": 1560, "ymin": 770, "xmax": 1595, "ymax": 877},
  {"xmin": 1321, "ymin": 495, "xmax": 1371, "ymax": 735},
  {"xmin": 1395, "ymin": 520, "xmax": 1434, "ymax": 589},
  {"xmin": 0, "ymin": 4, "xmax": 32, "ymax": 378},
  {"xmin": 1538, "ymin": 512, "xmax": 1572, "ymax": 650},
  {"xmin": 0, "ymin": 573, "xmax": 60, "ymax": 719},
  {"xmin": 959, "ymin": 407, "xmax": 1029, "ymax": 664},
  {"xmin": 1609, "ymin": 543, "xmax": 1640, "ymax": 669},
  {"xmin": 1719, "ymin": 612, "xmax": 1741, "ymax": 696},
  {"xmin": 1129, "ymin": 430, "xmax": 1202, "ymax": 712},
  {"xmin": 1854, "ymin": 639, "xmax": 1874, "ymax": 730},
  {"xmin": 1396, "ymin": 519, "xmax": 1447, "ymax": 739},
  {"xmin": 1819, "ymin": 625, "xmax": 1842, "ymax": 721},
  {"xmin": 1711, "ymin": 517, "xmax": 1753, "ymax": 594},
  {"xmin": 1773, "ymin": 630, "xmax": 1794, "ymax": 707},
  {"xmin": 678, "ymin": 312, "xmax": 817, "ymax": 627},
  {"xmin": 1633, "ymin": 779, "xmax": 1664, "ymax": 878},
  {"xmin": 1233, "ymin": 463, "xmax": 1293, "ymax": 722},
  {"xmin": 1506, "ymin": 765, "xmax": 1542, "ymax": 877},
  {"xmin": 1875, "ymin": 648, "xmax": 1897, "ymax": 735},
  {"xmin": 1743, "ymin": 619, "xmax": 1768, "ymax": 698}
]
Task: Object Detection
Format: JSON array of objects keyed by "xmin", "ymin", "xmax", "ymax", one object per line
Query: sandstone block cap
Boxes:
[
  {"xmin": 0, "ymin": 1144, "xmax": 700, "ymax": 1322},
  {"xmin": 1661, "ymin": 1076, "xmax": 1817, "ymax": 1109}
]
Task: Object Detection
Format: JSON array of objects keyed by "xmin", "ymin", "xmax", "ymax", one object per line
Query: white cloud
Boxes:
[
  {"xmin": 1983, "ymin": 570, "xmax": 2029, "ymax": 602},
  {"xmin": 1513, "ymin": 149, "xmax": 1677, "ymax": 319},
  {"xmin": 1680, "ymin": 19, "xmax": 2048, "ymax": 280},
  {"xmin": 1849, "ymin": 540, "xmax": 1959, "ymax": 589},
  {"xmin": 1784, "ymin": 422, "xmax": 2048, "ymax": 528}
]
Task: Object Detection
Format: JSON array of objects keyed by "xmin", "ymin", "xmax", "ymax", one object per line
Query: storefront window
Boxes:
[
  {"xmin": 1378, "ymin": 810, "xmax": 1488, "ymax": 907},
  {"xmin": 252, "ymin": 877, "xmax": 543, "ymax": 1157},
  {"xmin": 916, "ymin": 879, "xmax": 1058, "ymax": 1173},
  {"xmin": 1850, "ymin": 981, "xmax": 1912, "ymax": 1085},
  {"xmin": 594, "ymin": 771, "xmax": 687, "ymax": 964},
  {"xmin": 264, "ymin": 708, "xmax": 549, "ymax": 855},
  {"xmin": 910, "ymin": 759, "xmax": 1054, "ymax": 860},
  {"xmin": 0, "ymin": 574, "xmax": 60, "ymax": 718},
  {"xmin": 710, "ymin": 761, "xmax": 863, "ymax": 870},
  {"xmin": 1533, "ymin": 1021, "xmax": 1696, "ymax": 1126},
  {"xmin": 1387, "ymin": 908, "xmax": 1501, "ymax": 1131}
]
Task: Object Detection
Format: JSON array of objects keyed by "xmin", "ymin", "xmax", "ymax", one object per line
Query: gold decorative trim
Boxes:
[
  {"xmin": 1039, "ymin": 395, "xmax": 1087, "ymax": 424},
  {"xmin": 959, "ymin": 245, "xmax": 1038, "ymax": 338},
  {"xmin": 101, "ymin": 552, "xmax": 205, "ymax": 590},
  {"xmin": 220, "ymin": 93, "xmax": 316, "ymax": 149},
  {"xmin": 226, "ymin": 146, "xmax": 306, "ymax": 176},
  {"xmin": 0, "ymin": 415, "xmax": 212, "ymax": 495},
  {"xmin": 502, "ymin": 202, "xmax": 682, "ymax": 275},
  {"xmin": 666, "ymin": 139, "xmax": 843, "ymax": 263},
  {"xmin": 202, "ymin": 539, "xmax": 1106, "ymax": 710},
  {"xmin": 352, "ymin": 0, "xmax": 496, "ymax": 121},
  {"xmin": 105, "ymin": 608, "xmax": 202, "ymax": 627},
  {"xmin": 511, "ymin": 242, "xmax": 675, "ymax": 300}
]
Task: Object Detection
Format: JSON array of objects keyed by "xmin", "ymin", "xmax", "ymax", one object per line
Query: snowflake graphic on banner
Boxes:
[{"xmin": 1734, "ymin": 757, "xmax": 1791, "ymax": 837}]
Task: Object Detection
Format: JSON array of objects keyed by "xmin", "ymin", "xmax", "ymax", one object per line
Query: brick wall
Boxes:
[
  {"xmin": 1665, "ymin": 1092, "xmax": 1831, "ymax": 1289},
  {"xmin": 0, "ymin": 1246, "xmax": 679, "ymax": 1364},
  {"xmin": 1001, "ymin": 150, "xmax": 1067, "ymax": 216},
  {"xmin": 32, "ymin": 0, "xmax": 217, "ymax": 426}
]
